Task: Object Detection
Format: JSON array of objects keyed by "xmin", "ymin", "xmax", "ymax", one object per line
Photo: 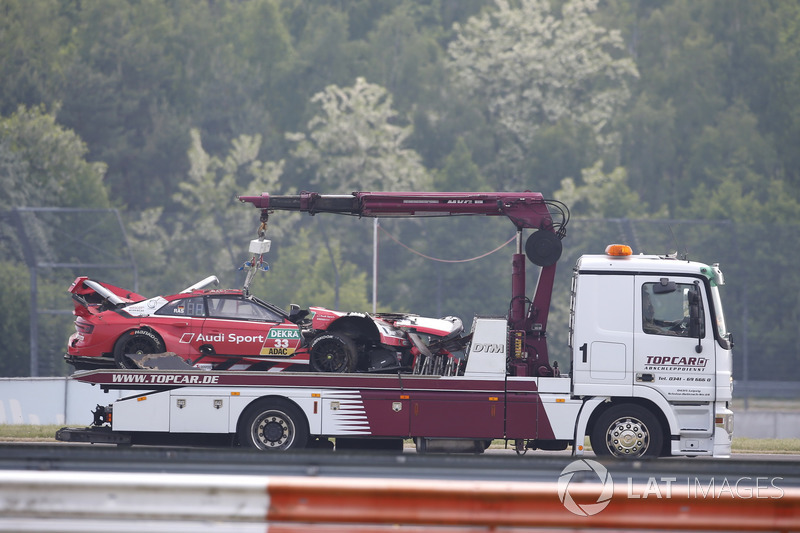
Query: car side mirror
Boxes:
[{"xmin": 288, "ymin": 304, "xmax": 309, "ymax": 324}]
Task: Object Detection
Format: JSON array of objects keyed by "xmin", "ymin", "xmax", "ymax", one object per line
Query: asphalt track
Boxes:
[{"xmin": 2, "ymin": 443, "xmax": 799, "ymax": 487}]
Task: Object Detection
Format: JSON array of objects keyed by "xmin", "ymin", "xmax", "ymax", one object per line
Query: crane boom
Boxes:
[
  {"xmin": 238, "ymin": 191, "xmax": 569, "ymax": 377},
  {"xmin": 238, "ymin": 191, "xmax": 558, "ymax": 230}
]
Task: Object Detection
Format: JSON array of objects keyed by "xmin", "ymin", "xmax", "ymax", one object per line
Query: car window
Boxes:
[
  {"xmin": 207, "ymin": 296, "xmax": 282, "ymax": 322},
  {"xmin": 156, "ymin": 296, "xmax": 206, "ymax": 317}
]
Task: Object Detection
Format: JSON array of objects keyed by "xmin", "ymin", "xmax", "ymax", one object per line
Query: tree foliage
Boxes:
[
  {"xmin": 0, "ymin": 105, "xmax": 109, "ymax": 210},
  {"xmin": 448, "ymin": 0, "xmax": 638, "ymax": 190},
  {"xmin": 127, "ymin": 129, "xmax": 288, "ymax": 294},
  {"xmin": 1, "ymin": 0, "xmax": 799, "ymax": 379},
  {"xmin": 288, "ymin": 77, "xmax": 430, "ymax": 192}
]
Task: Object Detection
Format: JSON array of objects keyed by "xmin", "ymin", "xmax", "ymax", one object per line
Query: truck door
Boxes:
[
  {"xmin": 634, "ymin": 276, "xmax": 715, "ymax": 402},
  {"xmin": 571, "ymin": 273, "xmax": 635, "ymax": 397}
]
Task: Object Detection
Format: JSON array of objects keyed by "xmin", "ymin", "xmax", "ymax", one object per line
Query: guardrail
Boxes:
[{"xmin": 2, "ymin": 470, "xmax": 799, "ymax": 532}]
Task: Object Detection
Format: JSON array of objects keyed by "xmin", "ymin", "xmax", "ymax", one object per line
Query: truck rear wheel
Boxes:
[
  {"xmin": 309, "ymin": 332, "xmax": 358, "ymax": 372},
  {"xmin": 591, "ymin": 404, "xmax": 663, "ymax": 459},
  {"xmin": 238, "ymin": 398, "xmax": 309, "ymax": 451}
]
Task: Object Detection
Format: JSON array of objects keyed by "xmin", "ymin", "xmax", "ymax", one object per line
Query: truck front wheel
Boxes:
[
  {"xmin": 591, "ymin": 404, "xmax": 663, "ymax": 458},
  {"xmin": 238, "ymin": 399, "xmax": 309, "ymax": 451}
]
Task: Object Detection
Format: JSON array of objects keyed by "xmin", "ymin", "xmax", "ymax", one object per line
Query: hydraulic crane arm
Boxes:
[
  {"xmin": 238, "ymin": 191, "xmax": 569, "ymax": 377},
  {"xmin": 238, "ymin": 191, "xmax": 565, "ymax": 232}
]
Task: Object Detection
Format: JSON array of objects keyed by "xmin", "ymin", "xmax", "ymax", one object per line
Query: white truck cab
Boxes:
[{"xmin": 568, "ymin": 246, "xmax": 733, "ymax": 456}]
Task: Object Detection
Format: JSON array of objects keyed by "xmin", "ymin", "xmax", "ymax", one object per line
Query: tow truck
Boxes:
[{"xmin": 57, "ymin": 191, "xmax": 734, "ymax": 458}]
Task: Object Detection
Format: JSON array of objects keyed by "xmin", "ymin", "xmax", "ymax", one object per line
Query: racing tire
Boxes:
[
  {"xmin": 237, "ymin": 398, "xmax": 309, "ymax": 451},
  {"xmin": 309, "ymin": 332, "xmax": 358, "ymax": 373},
  {"xmin": 113, "ymin": 330, "xmax": 164, "ymax": 369},
  {"xmin": 590, "ymin": 404, "xmax": 663, "ymax": 459}
]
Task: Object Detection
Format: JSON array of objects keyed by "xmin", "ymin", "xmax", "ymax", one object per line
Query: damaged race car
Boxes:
[{"xmin": 65, "ymin": 275, "xmax": 466, "ymax": 374}]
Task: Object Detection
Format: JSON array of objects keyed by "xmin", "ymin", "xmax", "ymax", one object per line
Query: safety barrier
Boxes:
[{"xmin": 1, "ymin": 470, "xmax": 799, "ymax": 532}]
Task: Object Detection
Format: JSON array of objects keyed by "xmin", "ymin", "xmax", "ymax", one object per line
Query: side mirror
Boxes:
[
  {"xmin": 687, "ymin": 287, "xmax": 703, "ymax": 351},
  {"xmin": 288, "ymin": 304, "xmax": 309, "ymax": 324}
]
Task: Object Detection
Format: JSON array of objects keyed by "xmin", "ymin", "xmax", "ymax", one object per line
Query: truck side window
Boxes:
[{"xmin": 641, "ymin": 283, "xmax": 704, "ymax": 338}]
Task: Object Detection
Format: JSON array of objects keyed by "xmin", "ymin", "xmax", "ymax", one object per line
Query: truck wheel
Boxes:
[
  {"xmin": 238, "ymin": 398, "xmax": 309, "ymax": 451},
  {"xmin": 113, "ymin": 330, "xmax": 164, "ymax": 369},
  {"xmin": 309, "ymin": 332, "xmax": 358, "ymax": 373},
  {"xmin": 591, "ymin": 404, "xmax": 663, "ymax": 459}
]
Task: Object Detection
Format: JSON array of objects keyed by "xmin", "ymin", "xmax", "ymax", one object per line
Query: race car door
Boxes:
[
  {"xmin": 152, "ymin": 295, "xmax": 207, "ymax": 359},
  {"xmin": 201, "ymin": 295, "xmax": 302, "ymax": 364}
]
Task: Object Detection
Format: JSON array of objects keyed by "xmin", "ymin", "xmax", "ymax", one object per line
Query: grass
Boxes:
[
  {"xmin": 0, "ymin": 424, "xmax": 63, "ymax": 441},
  {"xmin": 732, "ymin": 437, "xmax": 800, "ymax": 454},
  {"xmin": 2, "ymin": 425, "xmax": 800, "ymax": 454}
]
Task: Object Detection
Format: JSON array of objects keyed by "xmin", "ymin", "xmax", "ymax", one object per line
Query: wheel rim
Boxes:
[
  {"xmin": 251, "ymin": 410, "xmax": 295, "ymax": 450},
  {"xmin": 125, "ymin": 337, "xmax": 155, "ymax": 355},
  {"xmin": 117, "ymin": 335, "xmax": 159, "ymax": 368},
  {"xmin": 312, "ymin": 339, "xmax": 347, "ymax": 372},
  {"xmin": 604, "ymin": 416, "xmax": 650, "ymax": 456}
]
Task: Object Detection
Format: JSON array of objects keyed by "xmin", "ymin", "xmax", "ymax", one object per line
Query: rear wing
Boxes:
[{"xmin": 68, "ymin": 276, "xmax": 145, "ymax": 317}]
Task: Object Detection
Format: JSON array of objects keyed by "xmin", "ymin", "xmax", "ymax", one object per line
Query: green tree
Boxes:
[
  {"xmin": 0, "ymin": 0, "xmax": 68, "ymax": 115},
  {"xmin": 363, "ymin": 3, "xmax": 444, "ymax": 112},
  {"xmin": 288, "ymin": 77, "xmax": 430, "ymax": 192},
  {"xmin": 556, "ymin": 160, "xmax": 650, "ymax": 219},
  {"xmin": 447, "ymin": 0, "xmax": 638, "ymax": 191},
  {"xmin": 285, "ymin": 77, "xmax": 431, "ymax": 310},
  {"xmin": 612, "ymin": 0, "xmax": 800, "ymax": 214},
  {"xmin": 433, "ymin": 137, "xmax": 487, "ymax": 192},
  {"xmin": 55, "ymin": 0, "xmax": 193, "ymax": 212},
  {"xmin": 0, "ymin": 105, "xmax": 109, "ymax": 210},
  {"xmin": 278, "ymin": 5, "xmax": 361, "ymax": 134},
  {"xmin": 0, "ymin": 105, "xmax": 112, "ymax": 376},
  {"xmin": 127, "ymin": 129, "xmax": 288, "ymax": 295}
]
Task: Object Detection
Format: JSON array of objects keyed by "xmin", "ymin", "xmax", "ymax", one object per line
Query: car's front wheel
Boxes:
[
  {"xmin": 309, "ymin": 332, "xmax": 358, "ymax": 372},
  {"xmin": 113, "ymin": 329, "xmax": 164, "ymax": 369}
]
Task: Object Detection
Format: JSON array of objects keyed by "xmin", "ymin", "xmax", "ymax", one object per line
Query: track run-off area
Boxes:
[{"xmin": 2, "ymin": 443, "xmax": 800, "ymax": 532}]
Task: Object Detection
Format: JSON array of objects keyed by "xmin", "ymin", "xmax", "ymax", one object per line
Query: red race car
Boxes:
[{"xmin": 65, "ymin": 276, "xmax": 465, "ymax": 373}]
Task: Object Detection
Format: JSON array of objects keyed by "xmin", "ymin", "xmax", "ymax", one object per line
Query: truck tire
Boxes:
[
  {"xmin": 238, "ymin": 398, "xmax": 309, "ymax": 451},
  {"xmin": 113, "ymin": 330, "xmax": 164, "ymax": 369},
  {"xmin": 309, "ymin": 332, "xmax": 358, "ymax": 373},
  {"xmin": 590, "ymin": 404, "xmax": 663, "ymax": 459}
]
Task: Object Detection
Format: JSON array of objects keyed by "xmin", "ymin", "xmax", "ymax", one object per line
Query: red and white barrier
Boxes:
[{"xmin": 1, "ymin": 470, "xmax": 798, "ymax": 532}]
